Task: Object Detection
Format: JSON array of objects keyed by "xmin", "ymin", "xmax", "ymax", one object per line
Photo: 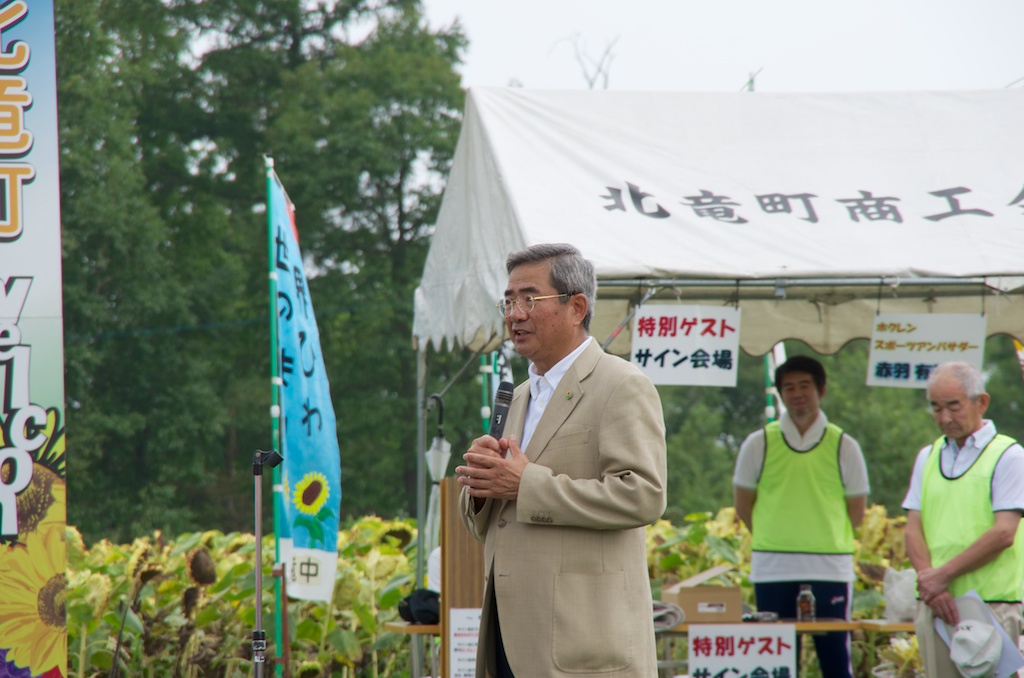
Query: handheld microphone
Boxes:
[{"xmin": 488, "ymin": 381, "xmax": 515, "ymax": 439}]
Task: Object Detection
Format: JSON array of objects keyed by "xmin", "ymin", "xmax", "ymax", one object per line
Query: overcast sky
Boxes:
[{"xmin": 422, "ymin": 0, "xmax": 1024, "ymax": 93}]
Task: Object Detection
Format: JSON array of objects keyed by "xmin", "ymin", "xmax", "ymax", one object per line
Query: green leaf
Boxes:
[
  {"xmin": 326, "ymin": 628, "xmax": 362, "ymax": 662},
  {"xmin": 352, "ymin": 600, "xmax": 378, "ymax": 634},
  {"xmin": 853, "ymin": 587, "xmax": 885, "ymax": 617},
  {"xmin": 122, "ymin": 606, "xmax": 145, "ymax": 635},
  {"xmin": 705, "ymin": 534, "xmax": 739, "ymax": 564},
  {"xmin": 295, "ymin": 617, "xmax": 324, "ymax": 643},
  {"xmin": 658, "ymin": 552, "xmax": 685, "ymax": 570},
  {"xmin": 172, "ymin": 532, "xmax": 204, "ymax": 554},
  {"xmin": 194, "ymin": 605, "xmax": 223, "ymax": 629},
  {"xmin": 377, "ymin": 585, "xmax": 404, "ymax": 610}
]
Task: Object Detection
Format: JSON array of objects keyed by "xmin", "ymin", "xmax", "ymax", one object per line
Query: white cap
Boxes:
[{"xmin": 944, "ymin": 596, "xmax": 1002, "ymax": 678}]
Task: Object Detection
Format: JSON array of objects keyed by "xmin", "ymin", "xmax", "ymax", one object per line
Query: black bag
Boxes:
[{"xmin": 398, "ymin": 589, "xmax": 440, "ymax": 624}]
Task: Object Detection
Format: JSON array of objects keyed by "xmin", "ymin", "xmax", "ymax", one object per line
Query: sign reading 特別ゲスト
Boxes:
[
  {"xmin": 866, "ymin": 313, "xmax": 986, "ymax": 389},
  {"xmin": 689, "ymin": 624, "xmax": 797, "ymax": 678},
  {"xmin": 631, "ymin": 305, "xmax": 741, "ymax": 386}
]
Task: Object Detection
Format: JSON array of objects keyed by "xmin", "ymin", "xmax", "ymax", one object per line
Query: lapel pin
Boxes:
[{"xmin": 565, "ymin": 391, "xmax": 573, "ymax": 400}]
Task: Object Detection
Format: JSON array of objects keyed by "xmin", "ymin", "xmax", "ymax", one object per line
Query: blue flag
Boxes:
[{"xmin": 269, "ymin": 174, "xmax": 342, "ymax": 602}]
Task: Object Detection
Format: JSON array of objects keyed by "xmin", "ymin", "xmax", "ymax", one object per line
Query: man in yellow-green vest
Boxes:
[
  {"xmin": 734, "ymin": 356, "xmax": 869, "ymax": 678},
  {"xmin": 904, "ymin": 362, "xmax": 1024, "ymax": 678}
]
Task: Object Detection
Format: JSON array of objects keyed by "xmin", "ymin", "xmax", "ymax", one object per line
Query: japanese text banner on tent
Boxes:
[{"xmin": 269, "ymin": 175, "xmax": 341, "ymax": 602}]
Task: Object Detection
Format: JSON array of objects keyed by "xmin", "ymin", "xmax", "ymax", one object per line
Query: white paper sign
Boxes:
[
  {"xmin": 448, "ymin": 607, "xmax": 481, "ymax": 678},
  {"xmin": 631, "ymin": 305, "xmax": 741, "ymax": 386},
  {"xmin": 867, "ymin": 313, "xmax": 986, "ymax": 389},
  {"xmin": 689, "ymin": 623, "xmax": 797, "ymax": 678}
]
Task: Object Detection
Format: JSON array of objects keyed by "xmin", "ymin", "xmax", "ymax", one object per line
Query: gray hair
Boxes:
[
  {"xmin": 506, "ymin": 243, "xmax": 597, "ymax": 330},
  {"xmin": 927, "ymin": 362, "xmax": 986, "ymax": 400}
]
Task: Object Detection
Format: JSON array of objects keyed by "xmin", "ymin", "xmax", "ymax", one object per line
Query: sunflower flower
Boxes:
[
  {"xmin": 0, "ymin": 524, "xmax": 67, "ymax": 674},
  {"xmin": 293, "ymin": 471, "xmax": 330, "ymax": 516}
]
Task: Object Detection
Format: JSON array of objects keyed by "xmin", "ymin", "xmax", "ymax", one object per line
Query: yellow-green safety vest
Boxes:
[
  {"xmin": 921, "ymin": 433, "xmax": 1024, "ymax": 602},
  {"xmin": 752, "ymin": 421, "xmax": 854, "ymax": 554}
]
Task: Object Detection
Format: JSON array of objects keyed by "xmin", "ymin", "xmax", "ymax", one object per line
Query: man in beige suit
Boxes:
[{"xmin": 456, "ymin": 243, "xmax": 667, "ymax": 678}]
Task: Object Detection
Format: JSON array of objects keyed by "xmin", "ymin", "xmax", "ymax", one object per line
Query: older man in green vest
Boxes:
[{"xmin": 903, "ymin": 361, "xmax": 1024, "ymax": 678}]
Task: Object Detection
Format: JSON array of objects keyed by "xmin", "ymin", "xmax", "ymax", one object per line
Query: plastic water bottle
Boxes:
[{"xmin": 796, "ymin": 584, "xmax": 816, "ymax": 621}]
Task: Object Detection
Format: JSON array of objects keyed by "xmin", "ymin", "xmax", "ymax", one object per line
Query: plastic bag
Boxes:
[{"xmin": 883, "ymin": 567, "xmax": 917, "ymax": 622}]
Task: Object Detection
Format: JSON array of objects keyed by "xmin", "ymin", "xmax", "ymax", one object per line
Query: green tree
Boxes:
[
  {"xmin": 979, "ymin": 334, "xmax": 1024, "ymax": 443},
  {"xmin": 659, "ymin": 350, "xmax": 766, "ymax": 522},
  {"xmin": 58, "ymin": 0, "xmax": 221, "ymax": 540},
  {"xmin": 58, "ymin": 0, "xmax": 467, "ymax": 541}
]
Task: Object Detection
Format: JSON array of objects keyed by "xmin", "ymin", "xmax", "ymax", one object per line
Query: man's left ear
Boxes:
[{"xmin": 571, "ymin": 293, "xmax": 588, "ymax": 326}]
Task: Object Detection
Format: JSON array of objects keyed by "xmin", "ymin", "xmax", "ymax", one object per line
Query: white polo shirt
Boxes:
[{"xmin": 902, "ymin": 420, "xmax": 1024, "ymax": 513}]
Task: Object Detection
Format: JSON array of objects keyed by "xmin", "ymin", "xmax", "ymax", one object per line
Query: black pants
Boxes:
[
  {"xmin": 755, "ymin": 580, "xmax": 853, "ymax": 678},
  {"xmin": 495, "ymin": 610, "xmax": 515, "ymax": 678}
]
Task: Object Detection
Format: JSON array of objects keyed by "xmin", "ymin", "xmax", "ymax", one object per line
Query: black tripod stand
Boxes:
[{"xmin": 251, "ymin": 449, "xmax": 283, "ymax": 677}]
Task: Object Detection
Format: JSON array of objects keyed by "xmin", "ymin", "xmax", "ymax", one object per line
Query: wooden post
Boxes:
[
  {"xmin": 439, "ymin": 477, "xmax": 485, "ymax": 677},
  {"xmin": 272, "ymin": 563, "xmax": 292, "ymax": 678}
]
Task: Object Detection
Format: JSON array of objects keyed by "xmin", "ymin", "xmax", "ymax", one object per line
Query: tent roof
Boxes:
[{"xmin": 413, "ymin": 88, "xmax": 1024, "ymax": 356}]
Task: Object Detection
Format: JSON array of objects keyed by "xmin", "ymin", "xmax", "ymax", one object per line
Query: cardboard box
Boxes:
[{"xmin": 661, "ymin": 564, "xmax": 743, "ymax": 623}]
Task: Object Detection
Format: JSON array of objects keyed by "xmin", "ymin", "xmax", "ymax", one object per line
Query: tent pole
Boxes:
[
  {"xmin": 415, "ymin": 348, "xmax": 428, "ymax": 584},
  {"xmin": 413, "ymin": 348, "xmax": 428, "ymax": 675},
  {"xmin": 600, "ymin": 288, "xmax": 657, "ymax": 351}
]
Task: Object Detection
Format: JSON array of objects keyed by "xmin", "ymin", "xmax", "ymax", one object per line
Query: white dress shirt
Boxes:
[{"xmin": 520, "ymin": 336, "xmax": 593, "ymax": 451}]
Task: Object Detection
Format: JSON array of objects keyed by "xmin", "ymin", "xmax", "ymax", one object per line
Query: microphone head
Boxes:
[
  {"xmin": 488, "ymin": 381, "xmax": 516, "ymax": 439},
  {"xmin": 494, "ymin": 381, "xmax": 514, "ymax": 405}
]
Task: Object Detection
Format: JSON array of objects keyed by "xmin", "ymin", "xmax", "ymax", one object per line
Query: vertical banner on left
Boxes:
[
  {"xmin": 268, "ymin": 172, "xmax": 342, "ymax": 602},
  {"xmin": 0, "ymin": 1, "xmax": 69, "ymax": 677}
]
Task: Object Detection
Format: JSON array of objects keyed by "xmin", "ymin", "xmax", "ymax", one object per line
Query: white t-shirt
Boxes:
[
  {"xmin": 733, "ymin": 410, "xmax": 870, "ymax": 583},
  {"xmin": 901, "ymin": 420, "xmax": 1024, "ymax": 513},
  {"xmin": 427, "ymin": 546, "xmax": 442, "ymax": 593}
]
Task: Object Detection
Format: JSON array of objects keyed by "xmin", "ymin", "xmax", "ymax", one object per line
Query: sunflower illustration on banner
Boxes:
[
  {"xmin": 0, "ymin": 408, "xmax": 67, "ymax": 678},
  {"xmin": 292, "ymin": 471, "xmax": 333, "ymax": 546},
  {"xmin": 269, "ymin": 173, "xmax": 342, "ymax": 602}
]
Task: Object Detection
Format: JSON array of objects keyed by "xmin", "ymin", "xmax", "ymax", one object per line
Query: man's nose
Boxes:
[{"xmin": 508, "ymin": 301, "xmax": 529, "ymax": 320}]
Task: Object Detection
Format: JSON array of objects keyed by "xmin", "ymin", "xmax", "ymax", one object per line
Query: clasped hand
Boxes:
[
  {"xmin": 916, "ymin": 566, "xmax": 959, "ymax": 626},
  {"xmin": 455, "ymin": 434, "xmax": 528, "ymax": 502}
]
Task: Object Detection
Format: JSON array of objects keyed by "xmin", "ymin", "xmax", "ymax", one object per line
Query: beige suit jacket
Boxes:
[{"xmin": 460, "ymin": 339, "xmax": 667, "ymax": 677}]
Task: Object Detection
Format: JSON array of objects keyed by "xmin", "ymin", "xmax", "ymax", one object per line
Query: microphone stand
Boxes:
[{"xmin": 252, "ymin": 449, "xmax": 283, "ymax": 678}]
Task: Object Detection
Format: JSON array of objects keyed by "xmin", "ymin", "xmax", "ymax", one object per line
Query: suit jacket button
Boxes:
[{"xmin": 497, "ymin": 518, "xmax": 507, "ymax": 527}]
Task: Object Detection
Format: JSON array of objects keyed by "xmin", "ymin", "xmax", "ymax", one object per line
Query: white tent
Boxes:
[
  {"xmin": 414, "ymin": 87, "xmax": 1024, "ymax": 357},
  {"xmin": 409, "ymin": 87, "xmax": 1024, "ymax": 580}
]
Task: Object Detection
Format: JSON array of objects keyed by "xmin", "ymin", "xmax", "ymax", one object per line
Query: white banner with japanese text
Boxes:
[
  {"xmin": 449, "ymin": 608, "xmax": 481, "ymax": 678},
  {"xmin": 631, "ymin": 305, "xmax": 740, "ymax": 386},
  {"xmin": 866, "ymin": 313, "xmax": 986, "ymax": 389},
  {"xmin": 414, "ymin": 88, "xmax": 1024, "ymax": 355},
  {"xmin": 689, "ymin": 623, "xmax": 797, "ymax": 678}
]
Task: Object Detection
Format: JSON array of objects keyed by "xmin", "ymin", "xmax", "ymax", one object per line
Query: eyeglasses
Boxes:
[{"xmin": 496, "ymin": 294, "xmax": 571, "ymax": 317}]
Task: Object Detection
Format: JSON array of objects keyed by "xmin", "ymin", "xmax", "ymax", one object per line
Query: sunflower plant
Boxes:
[
  {"xmin": 61, "ymin": 505, "xmax": 915, "ymax": 676},
  {"xmin": 875, "ymin": 636, "xmax": 924, "ymax": 678},
  {"xmin": 65, "ymin": 516, "xmax": 417, "ymax": 677}
]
